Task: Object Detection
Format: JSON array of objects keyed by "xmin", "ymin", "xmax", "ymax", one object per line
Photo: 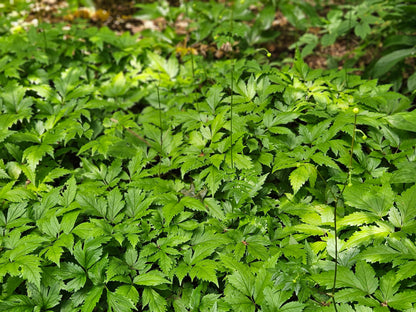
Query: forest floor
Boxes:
[{"xmin": 26, "ymin": 0, "xmax": 371, "ymax": 71}]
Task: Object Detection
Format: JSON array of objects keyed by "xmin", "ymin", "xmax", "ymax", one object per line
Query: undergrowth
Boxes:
[{"xmin": 0, "ymin": 1, "xmax": 416, "ymax": 312}]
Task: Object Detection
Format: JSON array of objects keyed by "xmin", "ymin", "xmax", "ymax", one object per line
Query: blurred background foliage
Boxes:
[{"xmin": 0, "ymin": 0, "xmax": 415, "ymax": 97}]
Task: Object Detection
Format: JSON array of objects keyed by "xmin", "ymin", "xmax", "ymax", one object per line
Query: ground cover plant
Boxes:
[{"xmin": 0, "ymin": 0, "xmax": 416, "ymax": 311}]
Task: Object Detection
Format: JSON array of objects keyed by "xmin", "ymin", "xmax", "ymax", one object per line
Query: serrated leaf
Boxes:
[
  {"xmin": 6, "ymin": 202, "xmax": 27, "ymax": 224},
  {"xmin": 142, "ymin": 288, "xmax": 167, "ymax": 312},
  {"xmin": 388, "ymin": 291, "xmax": 416, "ymax": 310},
  {"xmin": 289, "ymin": 163, "xmax": 317, "ymax": 194},
  {"xmin": 74, "ymin": 239, "xmax": 103, "ymax": 270},
  {"xmin": 107, "ymin": 289, "xmax": 137, "ymax": 312},
  {"xmin": 204, "ymin": 198, "xmax": 225, "ymax": 220},
  {"xmin": 44, "ymin": 244, "xmax": 64, "ymax": 267},
  {"xmin": 174, "ymin": 261, "xmax": 189, "ymax": 285},
  {"xmin": 0, "ymin": 295, "xmax": 35, "ymax": 311},
  {"xmin": 343, "ymin": 184, "xmax": 394, "ymax": 218},
  {"xmin": 81, "ymin": 286, "xmax": 104, "ymax": 312},
  {"xmin": 147, "ymin": 51, "xmax": 178, "ymax": 79},
  {"xmin": 180, "ymin": 196, "xmax": 206, "ymax": 212},
  {"xmin": 228, "ymin": 269, "xmax": 255, "ymax": 297},
  {"xmin": 17, "ymin": 255, "xmax": 42, "ymax": 288},
  {"xmin": 107, "ymin": 187, "xmax": 124, "ymax": 222},
  {"xmin": 61, "ymin": 262, "xmax": 86, "ymax": 292},
  {"xmin": 61, "ymin": 210, "xmax": 80, "ymax": 234},
  {"xmin": 396, "ymin": 261, "xmax": 416, "ymax": 281},
  {"xmin": 133, "ymin": 270, "xmax": 170, "ymax": 286},
  {"xmin": 386, "ymin": 110, "xmax": 416, "ymax": 132},
  {"xmin": 355, "ymin": 261, "xmax": 378, "ymax": 294},
  {"xmin": 397, "ymin": 184, "xmax": 416, "ymax": 226},
  {"xmin": 157, "ymin": 251, "xmax": 174, "ymax": 275},
  {"xmin": 189, "ymin": 259, "xmax": 218, "ymax": 287},
  {"xmin": 115, "ymin": 285, "xmax": 140, "ymax": 305},
  {"xmin": 246, "ymin": 235, "xmax": 269, "ymax": 260},
  {"xmin": 206, "ymin": 85, "xmax": 224, "ymax": 114},
  {"xmin": 200, "ymin": 166, "xmax": 225, "ymax": 197},
  {"xmin": 344, "ymin": 224, "xmax": 392, "ymax": 249},
  {"xmin": 162, "ymin": 201, "xmax": 184, "ymax": 226},
  {"xmin": 22, "ymin": 144, "xmax": 53, "ymax": 168},
  {"xmin": 125, "ymin": 188, "xmax": 152, "ymax": 219},
  {"xmin": 102, "ymin": 72, "xmax": 129, "ymax": 97},
  {"xmin": 311, "ymin": 152, "xmax": 339, "ymax": 169}
]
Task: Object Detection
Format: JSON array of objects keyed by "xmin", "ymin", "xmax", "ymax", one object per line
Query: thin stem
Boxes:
[
  {"xmin": 190, "ymin": 51, "xmax": 200, "ymax": 115},
  {"xmin": 331, "ymin": 204, "xmax": 339, "ymax": 312},
  {"xmin": 229, "ymin": 0, "xmax": 234, "ymax": 170},
  {"xmin": 110, "ymin": 118, "xmax": 151, "ymax": 147},
  {"xmin": 230, "ymin": 62, "xmax": 234, "ymax": 170},
  {"xmin": 331, "ymin": 112, "xmax": 357, "ymax": 311},
  {"xmin": 349, "ymin": 114, "xmax": 357, "ymax": 180},
  {"xmin": 157, "ymin": 84, "xmax": 163, "ymax": 177}
]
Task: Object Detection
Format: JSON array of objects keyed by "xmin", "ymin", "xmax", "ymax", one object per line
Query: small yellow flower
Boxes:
[{"xmin": 353, "ymin": 108, "xmax": 359, "ymax": 114}]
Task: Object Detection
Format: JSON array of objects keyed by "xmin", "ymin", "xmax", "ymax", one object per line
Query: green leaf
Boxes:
[
  {"xmin": 377, "ymin": 271, "xmax": 399, "ymax": 303},
  {"xmin": 397, "ymin": 184, "xmax": 416, "ymax": 227},
  {"xmin": 174, "ymin": 261, "xmax": 189, "ymax": 286},
  {"xmin": 224, "ymin": 286, "xmax": 255, "ymax": 312},
  {"xmin": 189, "ymin": 259, "xmax": 218, "ymax": 287},
  {"xmin": 396, "ymin": 261, "xmax": 416, "ymax": 281},
  {"xmin": 206, "ymin": 85, "xmax": 224, "ymax": 113},
  {"xmin": 408, "ymin": 71, "xmax": 416, "ymax": 91},
  {"xmin": 180, "ymin": 196, "xmax": 206, "ymax": 212},
  {"xmin": 344, "ymin": 224, "xmax": 392, "ymax": 249},
  {"xmin": 107, "ymin": 289, "xmax": 137, "ymax": 312},
  {"xmin": 60, "ymin": 210, "xmax": 80, "ymax": 234},
  {"xmin": 61, "ymin": 262, "xmax": 87, "ymax": 292},
  {"xmin": 162, "ymin": 200, "xmax": 184, "ymax": 226},
  {"xmin": 343, "ymin": 184, "xmax": 394, "ymax": 217},
  {"xmin": 200, "ymin": 166, "xmax": 226, "ymax": 197},
  {"xmin": 22, "ymin": 144, "xmax": 53, "ymax": 168},
  {"xmin": 228, "ymin": 269, "xmax": 255, "ymax": 297},
  {"xmin": 107, "ymin": 187, "xmax": 124, "ymax": 222},
  {"xmin": 246, "ymin": 235, "xmax": 269, "ymax": 260},
  {"xmin": 44, "ymin": 244, "xmax": 64, "ymax": 266},
  {"xmin": 355, "ymin": 261, "xmax": 378, "ymax": 294},
  {"xmin": 354, "ymin": 22, "xmax": 371, "ymax": 39},
  {"xmin": 27, "ymin": 283, "xmax": 62, "ymax": 310},
  {"xmin": 6, "ymin": 202, "xmax": 27, "ymax": 224},
  {"xmin": 391, "ymin": 162, "xmax": 416, "ymax": 183},
  {"xmin": 102, "ymin": 72, "xmax": 129, "ymax": 97},
  {"xmin": 125, "ymin": 188, "xmax": 152, "ymax": 219},
  {"xmin": 133, "ymin": 270, "xmax": 170, "ymax": 286},
  {"xmin": 0, "ymin": 295, "xmax": 35, "ymax": 312},
  {"xmin": 373, "ymin": 48, "xmax": 416, "ymax": 77},
  {"xmin": 18, "ymin": 255, "xmax": 42, "ymax": 288},
  {"xmin": 289, "ymin": 163, "xmax": 317, "ymax": 194},
  {"xmin": 386, "ymin": 110, "xmax": 416, "ymax": 132},
  {"xmin": 388, "ymin": 291, "xmax": 416, "ymax": 310},
  {"xmin": 115, "ymin": 285, "xmax": 140, "ymax": 306},
  {"xmin": 74, "ymin": 239, "xmax": 103, "ymax": 269},
  {"xmin": 81, "ymin": 286, "xmax": 104, "ymax": 312},
  {"xmin": 204, "ymin": 198, "xmax": 225, "ymax": 220},
  {"xmin": 147, "ymin": 51, "xmax": 178, "ymax": 79},
  {"xmin": 142, "ymin": 288, "xmax": 167, "ymax": 312}
]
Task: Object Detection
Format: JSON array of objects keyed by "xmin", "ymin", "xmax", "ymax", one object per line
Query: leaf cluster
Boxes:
[{"xmin": 0, "ymin": 3, "xmax": 416, "ymax": 312}]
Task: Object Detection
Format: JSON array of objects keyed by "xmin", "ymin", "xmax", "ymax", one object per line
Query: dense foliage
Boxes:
[{"xmin": 0, "ymin": 0, "xmax": 415, "ymax": 311}]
